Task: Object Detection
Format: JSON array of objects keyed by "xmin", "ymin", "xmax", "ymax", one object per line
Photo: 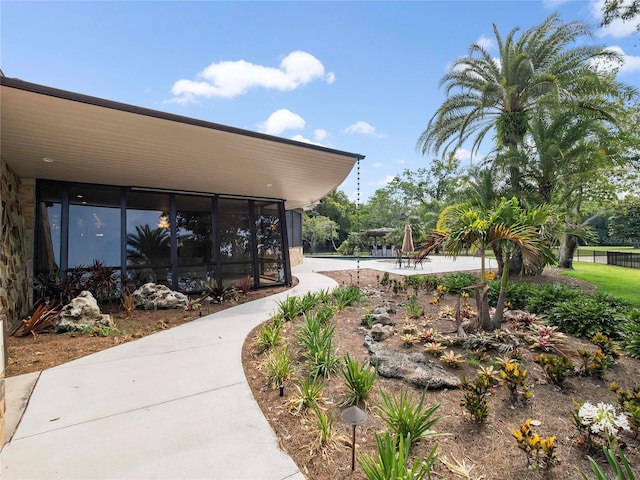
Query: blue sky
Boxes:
[{"xmin": 2, "ymin": 1, "xmax": 639, "ymax": 203}]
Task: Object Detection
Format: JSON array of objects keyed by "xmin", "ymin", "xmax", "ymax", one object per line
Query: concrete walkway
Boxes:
[{"xmin": 1, "ymin": 256, "xmax": 481, "ymax": 479}]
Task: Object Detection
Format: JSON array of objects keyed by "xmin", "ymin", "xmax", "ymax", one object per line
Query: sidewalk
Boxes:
[{"xmin": 1, "ymin": 255, "xmax": 481, "ymax": 479}]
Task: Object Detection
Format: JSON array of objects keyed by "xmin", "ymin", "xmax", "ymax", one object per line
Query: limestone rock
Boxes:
[
  {"xmin": 370, "ymin": 324, "xmax": 394, "ymax": 341},
  {"xmin": 54, "ymin": 291, "xmax": 113, "ymax": 332},
  {"xmin": 367, "ymin": 343, "xmax": 460, "ymax": 389},
  {"xmin": 133, "ymin": 283, "xmax": 188, "ymax": 309}
]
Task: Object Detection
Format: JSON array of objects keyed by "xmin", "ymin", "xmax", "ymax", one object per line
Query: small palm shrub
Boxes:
[
  {"xmin": 276, "ymin": 295, "xmax": 302, "ymax": 321},
  {"xmin": 285, "ymin": 374, "xmax": 326, "ymax": 414},
  {"xmin": 376, "ymin": 388, "xmax": 442, "ymax": 446},
  {"xmin": 358, "ymin": 432, "xmax": 438, "ymax": 480},
  {"xmin": 204, "ymin": 279, "xmax": 237, "ymax": 304},
  {"xmin": 255, "ymin": 319, "xmax": 282, "ymax": 352},
  {"xmin": 339, "ymin": 354, "xmax": 376, "ymax": 407},
  {"xmin": 332, "ymin": 285, "xmax": 362, "ymax": 310},
  {"xmin": 265, "ymin": 345, "xmax": 293, "ymax": 391}
]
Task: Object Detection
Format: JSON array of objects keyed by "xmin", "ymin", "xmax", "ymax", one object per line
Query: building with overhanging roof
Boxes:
[{"xmin": 0, "ymin": 75, "xmax": 364, "ymax": 331}]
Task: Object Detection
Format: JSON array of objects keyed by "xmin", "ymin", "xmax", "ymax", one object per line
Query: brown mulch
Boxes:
[
  {"xmin": 6, "ymin": 267, "xmax": 640, "ymax": 479},
  {"xmin": 242, "ymin": 267, "xmax": 640, "ymax": 480}
]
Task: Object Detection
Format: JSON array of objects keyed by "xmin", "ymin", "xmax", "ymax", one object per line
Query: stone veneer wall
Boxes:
[
  {"xmin": 0, "ymin": 159, "xmax": 34, "ymax": 449},
  {"xmin": 289, "ymin": 246, "xmax": 303, "ymax": 267}
]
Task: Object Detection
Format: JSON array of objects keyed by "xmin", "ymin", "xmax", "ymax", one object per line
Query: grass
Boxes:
[
  {"xmin": 577, "ymin": 245, "xmax": 639, "ymax": 252},
  {"xmin": 561, "ymin": 262, "xmax": 640, "ymax": 307}
]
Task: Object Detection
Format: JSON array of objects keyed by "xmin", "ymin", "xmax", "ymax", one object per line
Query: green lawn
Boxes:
[
  {"xmin": 577, "ymin": 245, "xmax": 639, "ymax": 253},
  {"xmin": 561, "ymin": 262, "xmax": 640, "ymax": 307}
]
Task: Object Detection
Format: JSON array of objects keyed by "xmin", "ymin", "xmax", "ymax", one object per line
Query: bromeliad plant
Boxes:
[
  {"xmin": 512, "ymin": 419, "xmax": 556, "ymax": 470},
  {"xmin": 526, "ymin": 323, "xmax": 566, "ymax": 352}
]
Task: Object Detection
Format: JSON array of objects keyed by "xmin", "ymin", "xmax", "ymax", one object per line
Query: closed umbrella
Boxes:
[
  {"xmin": 402, "ymin": 225, "xmax": 414, "ymax": 253},
  {"xmin": 401, "ymin": 225, "xmax": 414, "ymax": 268}
]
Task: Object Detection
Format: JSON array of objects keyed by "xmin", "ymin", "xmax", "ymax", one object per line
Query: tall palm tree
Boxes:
[{"xmin": 417, "ymin": 14, "xmax": 622, "ymax": 197}]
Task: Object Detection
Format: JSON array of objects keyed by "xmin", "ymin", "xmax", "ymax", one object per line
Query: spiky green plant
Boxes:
[
  {"xmin": 339, "ymin": 354, "xmax": 376, "ymax": 407},
  {"xmin": 376, "ymin": 388, "xmax": 442, "ymax": 446},
  {"xmin": 358, "ymin": 432, "xmax": 438, "ymax": 480},
  {"xmin": 265, "ymin": 345, "xmax": 293, "ymax": 389},
  {"xmin": 255, "ymin": 319, "xmax": 282, "ymax": 352},
  {"xmin": 579, "ymin": 447, "xmax": 635, "ymax": 479},
  {"xmin": 332, "ymin": 285, "xmax": 362, "ymax": 310},
  {"xmin": 285, "ymin": 374, "xmax": 326, "ymax": 414},
  {"xmin": 276, "ymin": 295, "xmax": 302, "ymax": 321},
  {"xmin": 299, "ymin": 291, "xmax": 320, "ymax": 314}
]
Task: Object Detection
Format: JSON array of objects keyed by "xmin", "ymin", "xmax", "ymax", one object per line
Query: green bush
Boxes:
[
  {"xmin": 376, "ymin": 388, "xmax": 442, "ymax": 446},
  {"xmin": 523, "ymin": 283, "xmax": 584, "ymax": 314},
  {"xmin": 438, "ymin": 272, "xmax": 479, "ymax": 295},
  {"xmin": 545, "ymin": 294, "xmax": 627, "ymax": 339},
  {"xmin": 620, "ymin": 309, "xmax": 640, "ymax": 359},
  {"xmin": 332, "ymin": 285, "xmax": 362, "ymax": 309},
  {"xmin": 486, "ymin": 281, "xmax": 537, "ymax": 310}
]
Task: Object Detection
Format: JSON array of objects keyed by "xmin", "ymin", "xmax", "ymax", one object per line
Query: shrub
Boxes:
[
  {"xmin": 524, "ymin": 283, "xmax": 584, "ymax": 314},
  {"xmin": 256, "ymin": 319, "xmax": 282, "ymax": 352},
  {"xmin": 265, "ymin": 345, "xmax": 293, "ymax": 389},
  {"xmin": 533, "ymin": 354, "xmax": 574, "ymax": 386},
  {"xmin": 332, "ymin": 285, "xmax": 362, "ymax": 309},
  {"xmin": 545, "ymin": 295, "xmax": 623, "ymax": 339},
  {"xmin": 339, "ymin": 354, "xmax": 376, "ymax": 407},
  {"xmin": 619, "ymin": 309, "xmax": 640, "ymax": 359},
  {"xmin": 461, "ymin": 370, "xmax": 498, "ymax": 422},
  {"xmin": 276, "ymin": 295, "xmax": 302, "ymax": 321},
  {"xmin": 439, "ymin": 272, "xmax": 479, "ymax": 295},
  {"xmin": 285, "ymin": 374, "xmax": 326, "ymax": 414},
  {"xmin": 358, "ymin": 432, "xmax": 438, "ymax": 480},
  {"xmin": 486, "ymin": 281, "xmax": 537, "ymax": 310},
  {"xmin": 376, "ymin": 388, "xmax": 442, "ymax": 446}
]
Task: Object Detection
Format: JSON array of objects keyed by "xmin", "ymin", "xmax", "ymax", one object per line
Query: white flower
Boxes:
[{"xmin": 578, "ymin": 401, "xmax": 630, "ymax": 439}]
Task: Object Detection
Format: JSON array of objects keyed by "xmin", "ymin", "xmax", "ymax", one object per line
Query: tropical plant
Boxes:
[
  {"xmin": 580, "ymin": 446, "xmax": 636, "ymax": 480},
  {"xmin": 265, "ymin": 345, "xmax": 293, "ymax": 392},
  {"xmin": 533, "ymin": 353, "xmax": 574, "ymax": 386},
  {"xmin": 332, "ymin": 285, "xmax": 362, "ymax": 310},
  {"xmin": 11, "ymin": 300, "xmax": 62, "ymax": 338},
  {"xmin": 339, "ymin": 354, "xmax": 376, "ymax": 407},
  {"xmin": 203, "ymin": 279, "xmax": 237, "ymax": 304},
  {"xmin": 239, "ymin": 275, "xmax": 252, "ymax": 295},
  {"xmin": 376, "ymin": 388, "xmax": 442, "ymax": 446},
  {"xmin": 285, "ymin": 374, "xmax": 327, "ymax": 414},
  {"xmin": 126, "ymin": 224, "xmax": 170, "ymax": 265},
  {"xmin": 499, "ymin": 358, "xmax": 533, "ymax": 405},
  {"xmin": 255, "ymin": 319, "xmax": 282, "ymax": 353},
  {"xmin": 461, "ymin": 370, "xmax": 498, "ymax": 422},
  {"xmin": 121, "ymin": 288, "xmax": 136, "ymax": 317},
  {"xmin": 513, "ymin": 419, "xmax": 557, "ymax": 470},
  {"xmin": 358, "ymin": 432, "xmax": 438, "ymax": 480},
  {"xmin": 276, "ymin": 295, "xmax": 302, "ymax": 321}
]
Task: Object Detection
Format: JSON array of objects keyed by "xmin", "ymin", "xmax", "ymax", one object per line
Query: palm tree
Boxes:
[
  {"xmin": 417, "ymin": 14, "xmax": 622, "ymax": 197},
  {"xmin": 126, "ymin": 224, "xmax": 170, "ymax": 266},
  {"xmin": 420, "ymin": 198, "xmax": 554, "ymax": 330}
]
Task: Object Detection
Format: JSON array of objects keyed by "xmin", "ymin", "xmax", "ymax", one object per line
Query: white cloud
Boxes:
[
  {"xmin": 367, "ymin": 175, "xmax": 395, "ymax": 187},
  {"xmin": 476, "ymin": 35, "xmax": 495, "ymax": 51},
  {"xmin": 291, "ymin": 134, "xmax": 325, "ymax": 146},
  {"xmin": 371, "ymin": 162, "xmax": 384, "ymax": 168},
  {"xmin": 258, "ymin": 109, "xmax": 305, "ymax": 135},
  {"xmin": 605, "ymin": 46, "xmax": 640, "ymax": 75},
  {"xmin": 454, "ymin": 148, "xmax": 472, "ymax": 161},
  {"xmin": 342, "ymin": 121, "xmax": 387, "ymax": 137},
  {"xmin": 170, "ymin": 51, "xmax": 334, "ymax": 103},
  {"xmin": 314, "ymin": 129, "xmax": 328, "ymax": 141},
  {"xmin": 590, "ymin": 0, "xmax": 638, "ymax": 39}
]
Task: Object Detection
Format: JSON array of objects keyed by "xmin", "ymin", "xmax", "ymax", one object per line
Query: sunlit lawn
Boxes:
[{"xmin": 561, "ymin": 262, "xmax": 640, "ymax": 307}]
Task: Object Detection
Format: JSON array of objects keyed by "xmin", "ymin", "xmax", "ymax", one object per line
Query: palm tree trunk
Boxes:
[
  {"xmin": 492, "ymin": 248, "xmax": 512, "ymax": 329},
  {"xmin": 558, "ymin": 233, "xmax": 578, "ymax": 269}
]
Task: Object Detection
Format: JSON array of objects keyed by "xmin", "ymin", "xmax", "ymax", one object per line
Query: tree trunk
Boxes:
[
  {"xmin": 492, "ymin": 250, "xmax": 512, "ymax": 329},
  {"xmin": 558, "ymin": 234, "xmax": 578, "ymax": 269},
  {"xmin": 509, "ymin": 246, "xmax": 523, "ymax": 276},
  {"xmin": 492, "ymin": 244, "xmax": 504, "ymax": 277}
]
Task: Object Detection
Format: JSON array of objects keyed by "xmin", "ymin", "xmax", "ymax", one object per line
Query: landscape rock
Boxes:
[
  {"xmin": 133, "ymin": 283, "xmax": 188, "ymax": 309},
  {"xmin": 370, "ymin": 323, "xmax": 394, "ymax": 341},
  {"xmin": 367, "ymin": 343, "xmax": 460, "ymax": 389},
  {"xmin": 54, "ymin": 291, "xmax": 113, "ymax": 332}
]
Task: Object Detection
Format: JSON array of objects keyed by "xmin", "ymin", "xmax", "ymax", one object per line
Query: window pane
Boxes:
[
  {"xmin": 36, "ymin": 182, "xmax": 62, "ymax": 271},
  {"xmin": 126, "ymin": 191, "xmax": 171, "ymax": 285},
  {"xmin": 218, "ymin": 198, "xmax": 252, "ymax": 263},
  {"xmin": 176, "ymin": 195, "xmax": 213, "ymax": 265},
  {"xmin": 68, "ymin": 185, "xmax": 121, "ymax": 268},
  {"xmin": 256, "ymin": 202, "xmax": 285, "ymax": 284}
]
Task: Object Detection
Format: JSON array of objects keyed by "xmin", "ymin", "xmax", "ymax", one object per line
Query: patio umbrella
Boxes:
[{"xmin": 401, "ymin": 224, "xmax": 414, "ymax": 253}]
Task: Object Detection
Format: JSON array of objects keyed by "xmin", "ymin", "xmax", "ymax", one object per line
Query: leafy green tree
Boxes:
[
  {"xmin": 601, "ymin": 0, "xmax": 640, "ymax": 33},
  {"xmin": 302, "ymin": 214, "xmax": 338, "ymax": 254},
  {"xmin": 417, "ymin": 14, "xmax": 623, "ymax": 198},
  {"xmin": 312, "ymin": 190, "xmax": 355, "ymax": 243},
  {"xmin": 609, "ymin": 196, "xmax": 640, "ymax": 246}
]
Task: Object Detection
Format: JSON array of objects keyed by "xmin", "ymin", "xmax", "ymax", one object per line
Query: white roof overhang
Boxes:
[{"xmin": 0, "ymin": 77, "xmax": 364, "ymax": 210}]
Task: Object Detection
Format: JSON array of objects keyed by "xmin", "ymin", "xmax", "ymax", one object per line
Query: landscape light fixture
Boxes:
[{"xmin": 340, "ymin": 405, "xmax": 367, "ymax": 471}]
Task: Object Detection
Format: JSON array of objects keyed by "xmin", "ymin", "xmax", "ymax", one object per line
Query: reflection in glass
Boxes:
[
  {"xmin": 126, "ymin": 191, "xmax": 171, "ymax": 286},
  {"xmin": 256, "ymin": 202, "xmax": 285, "ymax": 284},
  {"xmin": 176, "ymin": 195, "xmax": 214, "ymax": 291},
  {"xmin": 36, "ymin": 182, "xmax": 62, "ymax": 271},
  {"xmin": 218, "ymin": 198, "xmax": 252, "ymax": 263},
  {"xmin": 68, "ymin": 186, "xmax": 121, "ymax": 267}
]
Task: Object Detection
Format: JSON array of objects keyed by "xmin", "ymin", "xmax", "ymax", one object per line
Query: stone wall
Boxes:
[
  {"xmin": 0, "ymin": 314, "xmax": 6, "ymax": 448},
  {"xmin": 289, "ymin": 246, "xmax": 303, "ymax": 267},
  {"xmin": 0, "ymin": 158, "xmax": 31, "ymax": 332}
]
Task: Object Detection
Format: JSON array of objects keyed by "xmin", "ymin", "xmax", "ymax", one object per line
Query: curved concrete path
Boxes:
[
  {"xmin": 1, "ymin": 272, "xmax": 337, "ymax": 480},
  {"xmin": 1, "ymin": 256, "xmax": 481, "ymax": 479}
]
